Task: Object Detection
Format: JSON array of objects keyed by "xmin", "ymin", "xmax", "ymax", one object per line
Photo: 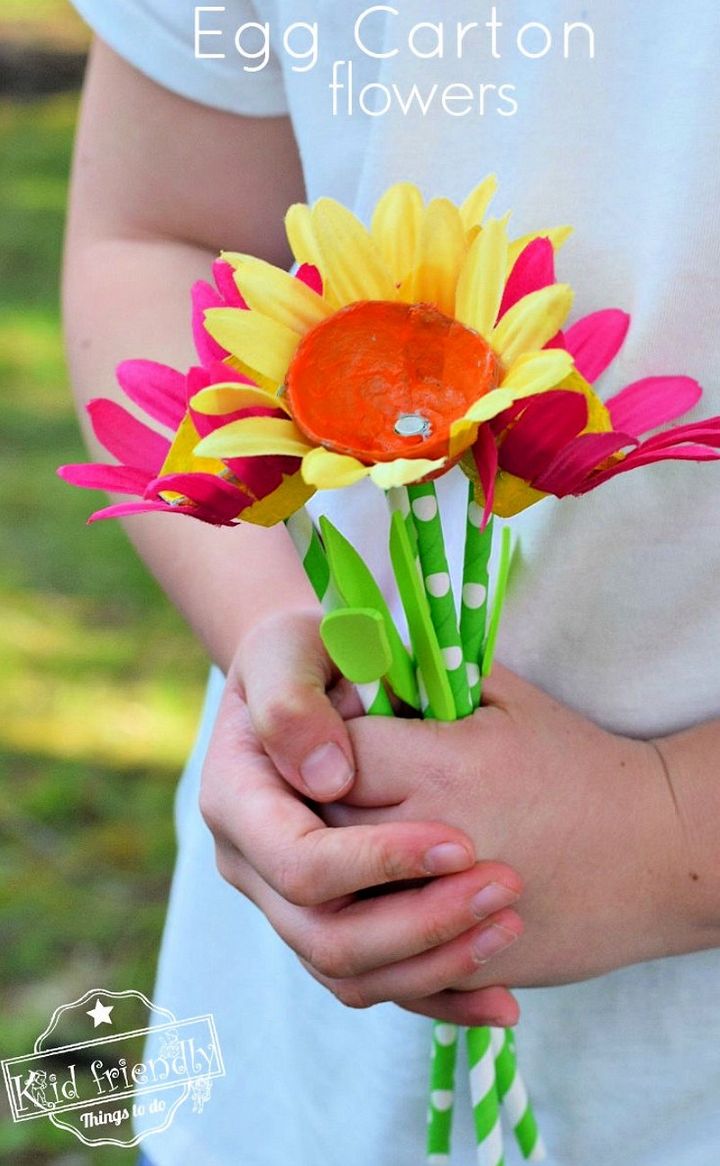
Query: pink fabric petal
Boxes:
[
  {"xmin": 630, "ymin": 417, "xmax": 720, "ymax": 452},
  {"xmin": 607, "ymin": 377, "xmax": 702, "ymax": 437},
  {"xmin": 192, "ymin": 280, "xmax": 230, "ymax": 366},
  {"xmin": 534, "ymin": 431, "xmax": 636, "ymax": 496},
  {"xmin": 581, "ymin": 443, "xmax": 720, "ymax": 491},
  {"xmin": 499, "ymin": 391, "xmax": 588, "ymax": 481},
  {"xmin": 296, "ymin": 263, "xmax": 323, "ymax": 296},
  {"xmin": 116, "ymin": 359, "xmax": 187, "ymax": 428},
  {"xmin": 471, "ymin": 423, "xmax": 498, "ymax": 529},
  {"xmin": 146, "ymin": 472, "xmax": 251, "ymax": 522},
  {"xmin": 213, "ymin": 259, "xmax": 247, "ymax": 308},
  {"xmin": 57, "ymin": 463, "xmax": 152, "ymax": 495},
  {"xmin": 186, "ymin": 363, "xmax": 256, "ymax": 433},
  {"xmin": 564, "ymin": 309, "xmax": 630, "ymax": 381},
  {"xmin": 86, "ymin": 399, "xmax": 171, "ymax": 471},
  {"xmin": 87, "ymin": 501, "xmax": 200, "ymax": 524},
  {"xmin": 498, "ymin": 238, "xmax": 556, "ymax": 320},
  {"xmin": 226, "ymin": 454, "xmax": 300, "ymax": 500}
]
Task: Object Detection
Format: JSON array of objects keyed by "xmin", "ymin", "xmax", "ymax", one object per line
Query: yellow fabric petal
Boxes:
[
  {"xmin": 285, "ymin": 203, "xmax": 322, "ymax": 269},
  {"xmin": 159, "ymin": 414, "xmax": 225, "ymax": 478},
  {"xmin": 241, "ymin": 472, "xmax": 315, "ymax": 527},
  {"xmin": 461, "ymin": 449, "xmax": 548, "ymax": 519},
  {"xmin": 560, "ymin": 369, "xmax": 613, "ymax": 433},
  {"xmin": 445, "ymin": 391, "xmax": 513, "ymax": 464},
  {"xmin": 204, "ymin": 309, "xmax": 300, "ymax": 386},
  {"xmin": 311, "ymin": 198, "xmax": 397, "ymax": 306},
  {"xmin": 500, "ymin": 350, "xmax": 575, "ymax": 399},
  {"xmin": 405, "ymin": 198, "xmax": 467, "ymax": 316},
  {"xmin": 460, "ymin": 175, "xmax": 498, "ymax": 231},
  {"xmin": 371, "ymin": 183, "xmax": 424, "ymax": 284},
  {"xmin": 301, "ymin": 447, "xmax": 370, "ymax": 489},
  {"xmin": 491, "ymin": 285, "xmax": 574, "ymax": 367},
  {"xmin": 195, "ymin": 417, "xmax": 313, "ymax": 460},
  {"xmin": 223, "ymin": 255, "xmax": 332, "ymax": 334},
  {"xmin": 493, "ymin": 470, "xmax": 549, "ymax": 517},
  {"xmin": 507, "ymin": 226, "xmax": 573, "ymax": 271},
  {"xmin": 190, "ymin": 383, "xmax": 288, "ymax": 416},
  {"xmin": 455, "ymin": 218, "xmax": 509, "ymax": 337},
  {"xmin": 459, "ymin": 388, "xmax": 515, "ymax": 426},
  {"xmin": 368, "ymin": 457, "xmax": 446, "ymax": 490},
  {"xmin": 448, "ymin": 418, "xmax": 480, "ymax": 462}
]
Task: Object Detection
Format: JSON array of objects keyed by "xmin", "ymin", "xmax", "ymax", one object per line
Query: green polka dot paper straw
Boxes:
[
  {"xmin": 406, "ymin": 482, "xmax": 473, "ymax": 720},
  {"xmin": 427, "ymin": 1022, "xmax": 459, "ymax": 1164},
  {"xmin": 467, "ymin": 1027, "xmax": 504, "ymax": 1166},
  {"xmin": 491, "ymin": 1029, "xmax": 546, "ymax": 1161},
  {"xmin": 460, "ymin": 482, "xmax": 493, "ymax": 710}
]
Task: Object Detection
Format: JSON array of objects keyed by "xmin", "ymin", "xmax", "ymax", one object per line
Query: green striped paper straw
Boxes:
[
  {"xmin": 467, "ymin": 1027, "xmax": 504, "ymax": 1166},
  {"xmin": 285, "ymin": 510, "xmax": 393, "ymax": 716},
  {"xmin": 491, "ymin": 1029, "xmax": 546, "ymax": 1161},
  {"xmin": 460, "ymin": 483, "xmax": 493, "ymax": 710},
  {"xmin": 426, "ymin": 1022, "xmax": 459, "ymax": 1165},
  {"xmin": 286, "ymin": 509, "xmax": 336, "ymax": 608},
  {"xmin": 406, "ymin": 482, "xmax": 473, "ymax": 720}
]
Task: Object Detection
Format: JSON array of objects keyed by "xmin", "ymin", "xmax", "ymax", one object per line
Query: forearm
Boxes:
[
  {"xmin": 652, "ymin": 720, "xmax": 720, "ymax": 943},
  {"xmin": 63, "ymin": 41, "xmax": 315, "ymax": 672}
]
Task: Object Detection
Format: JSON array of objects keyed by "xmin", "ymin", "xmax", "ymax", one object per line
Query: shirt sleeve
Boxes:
[{"xmin": 72, "ymin": 0, "xmax": 289, "ymax": 117}]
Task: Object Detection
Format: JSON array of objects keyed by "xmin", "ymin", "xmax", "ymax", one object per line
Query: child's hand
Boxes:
[
  {"xmin": 323, "ymin": 665, "xmax": 699, "ymax": 1004},
  {"xmin": 199, "ymin": 611, "xmax": 525, "ymax": 1027}
]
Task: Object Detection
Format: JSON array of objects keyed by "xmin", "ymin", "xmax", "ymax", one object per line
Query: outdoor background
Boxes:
[{"xmin": 1, "ymin": 3, "xmax": 209, "ymax": 1162}]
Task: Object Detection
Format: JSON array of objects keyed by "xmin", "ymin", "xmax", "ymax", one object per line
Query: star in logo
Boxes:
[{"xmin": 86, "ymin": 998, "xmax": 114, "ymax": 1028}]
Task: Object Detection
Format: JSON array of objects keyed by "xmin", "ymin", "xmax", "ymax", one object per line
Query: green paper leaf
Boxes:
[
  {"xmin": 482, "ymin": 525, "xmax": 513, "ymax": 677},
  {"xmin": 320, "ymin": 609, "xmax": 392, "ymax": 684},
  {"xmin": 319, "ymin": 516, "xmax": 420, "ymax": 709},
  {"xmin": 388, "ymin": 511, "xmax": 456, "ymax": 723}
]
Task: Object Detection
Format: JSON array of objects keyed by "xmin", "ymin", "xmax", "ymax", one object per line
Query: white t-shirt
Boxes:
[{"xmin": 73, "ymin": 3, "xmax": 720, "ymax": 1163}]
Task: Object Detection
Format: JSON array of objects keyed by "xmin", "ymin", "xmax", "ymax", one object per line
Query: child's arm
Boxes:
[
  {"xmin": 64, "ymin": 39, "xmax": 313, "ymax": 675},
  {"xmin": 65, "ymin": 41, "xmax": 525, "ymax": 1028}
]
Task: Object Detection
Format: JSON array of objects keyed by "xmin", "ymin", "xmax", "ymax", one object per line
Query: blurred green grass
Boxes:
[
  {"xmin": 0, "ymin": 38, "xmax": 208, "ymax": 1166},
  {"xmin": 0, "ymin": 1, "xmax": 88, "ymax": 48}
]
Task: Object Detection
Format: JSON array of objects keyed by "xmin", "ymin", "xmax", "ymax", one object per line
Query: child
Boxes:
[{"xmin": 66, "ymin": 3, "xmax": 720, "ymax": 1163}]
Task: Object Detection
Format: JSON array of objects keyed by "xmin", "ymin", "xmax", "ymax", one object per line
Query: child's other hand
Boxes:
[
  {"xmin": 324, "ymin": 665, "xmax": 693, "ymax": 1004},
  {"xmin": 199, "ymin": 612, "xmax": 524, "ymax": 1027}
]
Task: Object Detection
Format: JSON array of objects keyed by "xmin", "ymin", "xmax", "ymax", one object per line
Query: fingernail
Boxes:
[
  {"xmin": 471, "ymin": 883, "xmax": 519, "ymax": 920},
  {"xmin": 472, "ymin": 924, "xmax": 519, "ymax": 964},
  {"xmin": 300, "ymin": 742, "xmax": 353, "ymax": 798},
  {"xmin": 424, "ymin": 843, "xmax": 472, "ymax": 876}
]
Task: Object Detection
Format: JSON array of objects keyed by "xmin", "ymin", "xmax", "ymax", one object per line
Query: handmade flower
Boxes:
[
  {"xmin": 57, "ymin": 359, "xmax": 313, "ymax": 527},
  {"xmin": 192, "ymin": 178, "xmax": 576, "ymax": 490},
  {"xmin": 463, "ymin": 238, "xmax": 720, "ymax": 522}
]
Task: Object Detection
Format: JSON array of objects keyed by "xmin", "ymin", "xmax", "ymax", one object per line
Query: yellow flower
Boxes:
[{"xmin": 194, "ymin": 179, "xmax": 575, "ymax": 491}]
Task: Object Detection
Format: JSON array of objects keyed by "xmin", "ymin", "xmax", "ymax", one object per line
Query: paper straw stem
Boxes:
[
  {"xmin": 491, "ymin": 1029, "xmax": 546, "ymax": 1161},
  {"xmin": 286, "ymin": 511, "xmax": 392, "ymax": 715},
  {"xmin": 426, "ymin": 1022, "xmax": 459, "ymax": 1164},
  {"xmin": 406, "ymin": 482, "xmax": 473, "ymax": 720},
  {"xmin": 286, "ymin": 509, "xmax": 337, "ymax": 608},
  {"xmin": 467, "ymin": 1027, "xmax": 505, "ymax": 1166},
  {"xmin": 460, "ymin": 483, "xmax": 493, "ymax": 709}
]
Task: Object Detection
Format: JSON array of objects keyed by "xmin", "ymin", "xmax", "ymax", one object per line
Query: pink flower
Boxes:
[
  {"xmin": 58, "ymin": 359, "xmax": 312, "ymax": 527},
  {"xmin": 466, "ymin": 239, "xmax": 720, "ymax": 523}
]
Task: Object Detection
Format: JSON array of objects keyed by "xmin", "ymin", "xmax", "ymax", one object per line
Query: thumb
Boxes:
[{"xmin": 234, "ymin": 608, "xmax": 358, "ymax": 801}]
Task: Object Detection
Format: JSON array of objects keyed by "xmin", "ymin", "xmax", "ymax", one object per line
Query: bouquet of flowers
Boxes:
[{"xmin": 60, "ymin": 176, "xmax": 720, "ymax": 1165}]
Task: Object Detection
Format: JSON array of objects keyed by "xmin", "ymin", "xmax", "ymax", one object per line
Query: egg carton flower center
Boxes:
[{"xmin": 286, "ymin": 300, "xmax": 500, "ymax": 465}]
